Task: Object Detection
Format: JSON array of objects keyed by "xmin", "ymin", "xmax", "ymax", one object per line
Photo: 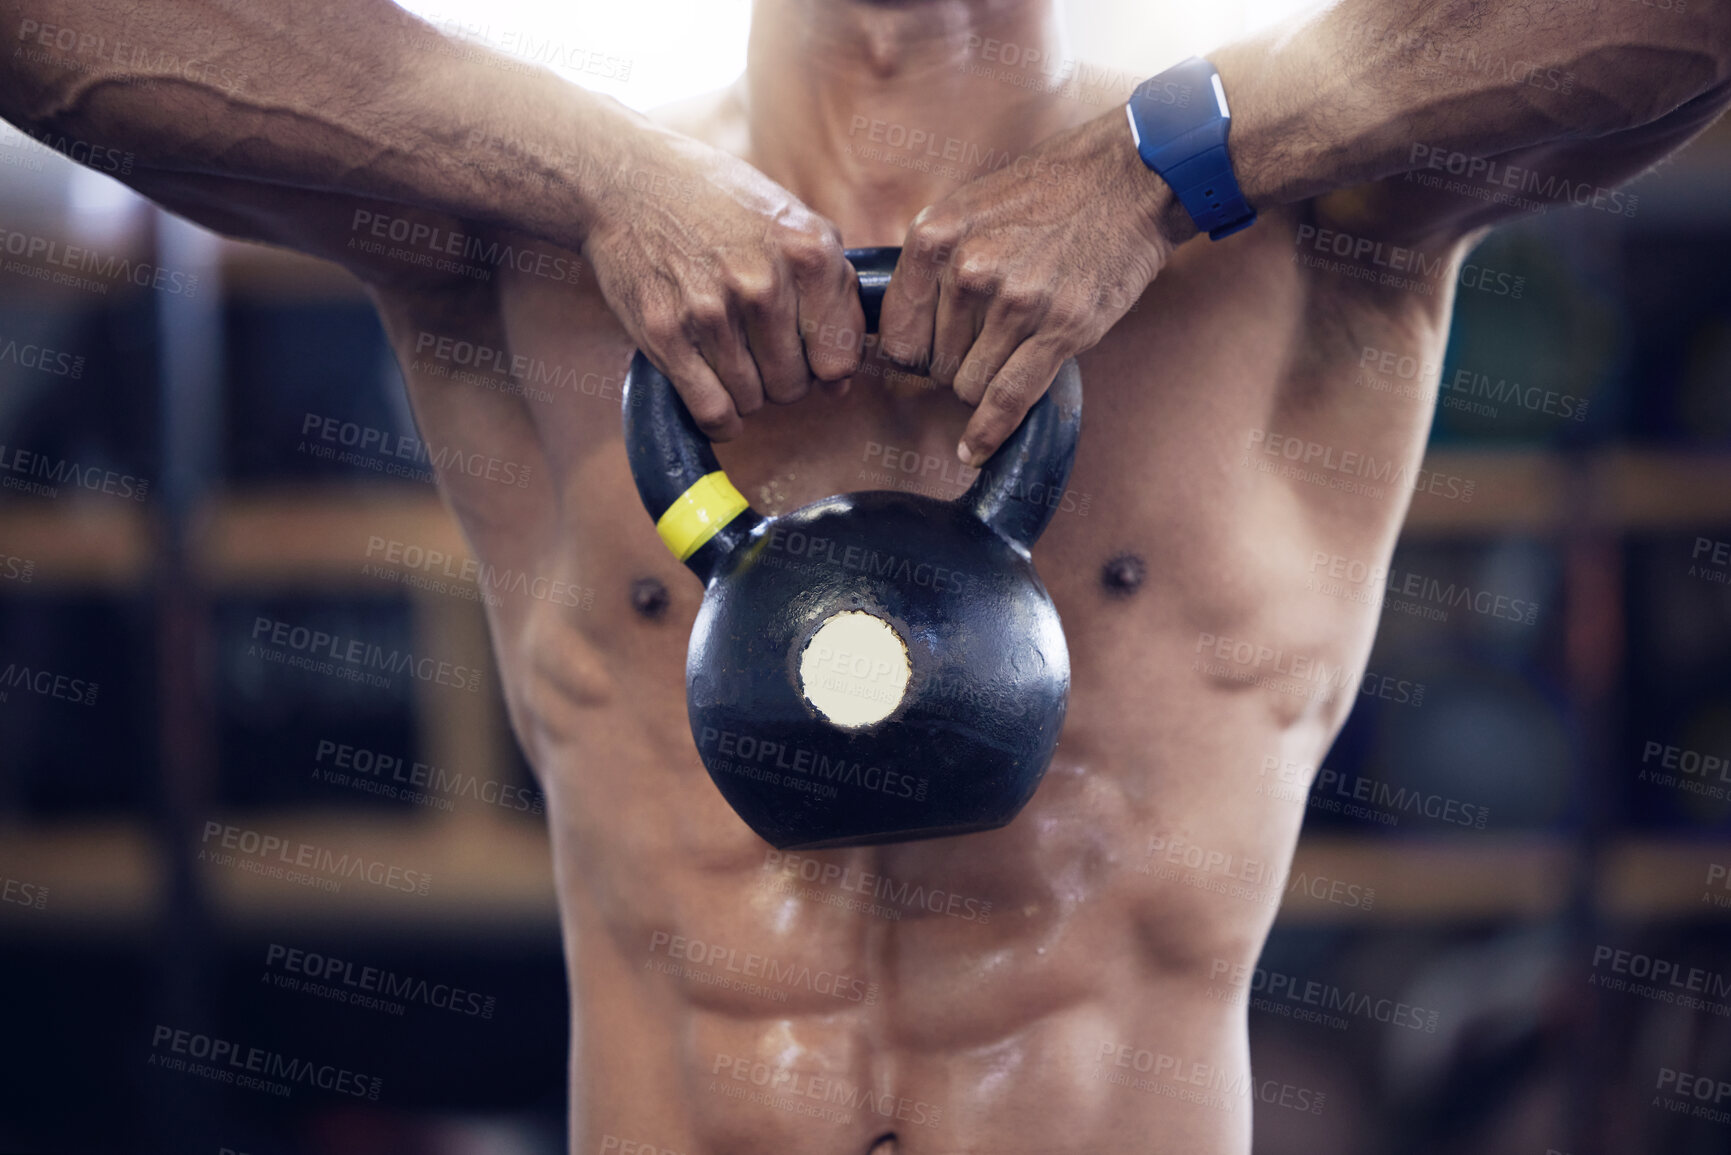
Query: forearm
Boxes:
[
  {"xmin": 1213, "ymin": 0, "xmax": 1731, "ymax": 211},
  {"xmin": 0, "ymin": 0, "xmax": 646, "ymax": 252}
]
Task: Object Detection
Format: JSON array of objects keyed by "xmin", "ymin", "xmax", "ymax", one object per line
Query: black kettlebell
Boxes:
[{"xmin": 622, "ymin": 246, "xmax": 1080, "ymax": 850}]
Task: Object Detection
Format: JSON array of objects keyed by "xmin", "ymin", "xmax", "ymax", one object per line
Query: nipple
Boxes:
[
  {"xmin": 1100, "ymin": 553, "xmax": 1146, "ymax": 597},
  {"xmin": 631, "ymin": 576, "xmax": 670, "ymax": 619}
]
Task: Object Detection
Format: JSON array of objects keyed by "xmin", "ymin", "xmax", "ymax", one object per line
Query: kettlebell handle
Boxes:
[
  {"xmin": 849, "ymin": 244, "xmax": 895, "ymax": 332},
  {"xmin": 623, "ymin": 246, "xmax": 1082, "ymax": 582}
]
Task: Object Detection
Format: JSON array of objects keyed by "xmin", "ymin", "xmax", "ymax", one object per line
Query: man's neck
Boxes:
[{"xmin": 743, "ymin": 0, "xmax": 1075, "ymax": 245}]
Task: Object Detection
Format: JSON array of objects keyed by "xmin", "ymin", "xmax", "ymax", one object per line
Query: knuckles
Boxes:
[
  {"xmin": 950, "ymin": 257, "xmax": 1001, "ymax": 299},
  {"xmin": 907, "ymin": 211, "xmax": 965, "ymax": 261},
  {"xmin": 686, "ymin": 391, "xmax": 737, "ymax": 433},
  {"xmin": 981, "ymin": 379, "xmax": 1030, "ymax": 416},
  {"xmin": 761, "ymin": 370, "xmax": 810, "ymax": 404},
  {"xmin": 638, "ymin": 317, "xmax": 686, "ymax": 360},
  {"xmin": 723, "ymin": 264, "xmax": 781, "ymax": 313},
  {"xmin": 1040, "ymin": 300, "xmax": 1087, "ymax": 341},
  {"xmin": 776, "ymin": 218, "xmax": 845, "ymax": 279},
  {"xmin": 995, "ymin": 279, "xmax": 1047, "ymax": 316},
  {"xmin": 682, "ymin": 291, "xmax": 730, "ymax": 335},
  {"xmin": 806, "ymin": 342, "xmax": 860, "ymax": 381}
]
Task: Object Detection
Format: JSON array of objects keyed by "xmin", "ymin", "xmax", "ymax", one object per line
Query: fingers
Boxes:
[
  {"xmin": 882, "ymin": 221, "xmax": 1060, "ymax": 464},
  {"xmin": 884, "ymin": 209, "xmax": 1060, "ymax": 405},
  {"xmin": 957, "ymin": 337, "xmax": 1067, "ymax": 468},
  {"xmin": 628, "ymin": 269, "xmax": 758, "ymax": 441},
  {"xmin": 644, "ymin": 217, "xmax": 861, "ymax": 436},
  {"xmin": 789, "ymin": 223, "xmax": 865, "ymax": 388},
  {"xmin": 950, "ymin": 304, "xmax": 1031, "ymax": 408},
  {"xmin": 739, "ymin": 275, "xmax": 809, "ymax": 407},
  {"xmin": 658, "ymin": 343, "xmax": 744, "ymax": 442},
  {"xmin": 877, "ymin": 210, "xmax": 954, "ymax": 371},
  {"xmin": 929, "ymin": 282, "xmax": 985, "ymax": 393},
  {"xmin": 692, "ymin": 304, "xmax": 765, "ymax": 427}
]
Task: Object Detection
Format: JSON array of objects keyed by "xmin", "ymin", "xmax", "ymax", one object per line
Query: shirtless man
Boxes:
[{"xmin": 4, "ymin": 0, "xmax": 1730, "ymax": 1152}]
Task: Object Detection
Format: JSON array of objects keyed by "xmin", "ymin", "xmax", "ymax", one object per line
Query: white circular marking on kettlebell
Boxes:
[{"xmin": 798, "ymin": 610, "xmax": 911, "ymax": 728}]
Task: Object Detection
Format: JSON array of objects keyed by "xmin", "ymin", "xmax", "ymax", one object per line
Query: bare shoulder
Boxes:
[{"xmin": 643, "ymin": 79, "xmax": 749, "ymax": 153}]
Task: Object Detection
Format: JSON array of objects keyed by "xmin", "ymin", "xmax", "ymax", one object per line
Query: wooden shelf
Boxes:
[
  {"xmin": 1403, "ymin": 450, "xmax": 1568, "ymax": 536},
  {"xmin": 1599, "ymin": 839, "xmax": 1731, "ymax": 920},
  {"xmin": 0, "ymin": 502, "xmax": 152, "ymax": 587},
  {"xmin": 199, "ymin": 488, "xmax": 466, "ymax": 587},
  {"xmin": 5, "ymin": 453, "xmax": 1730, "ymax": 594},
  {"xmin": 1402, "ymin": 450, "xmax": 1731, "ymax": 538},
  {"xmin": 2, "ymin": 824, "xmax": 1726, "ymax": 935},
  {"xmin": 1278, "ymin": 835, "xmax": 1731, "ymax": 925},
  {"xmin": 0, "ymin": 819, "xmax": 162, "ymax": 933},
  {"xmin": 1276, "ymin": 834, "xmax": 1572, "ymax": 923},
  {"xmin": 1600, "ymin": 453, "xmax": 1731, "ymax": 531},
  {"xmin": 0, "ymin": 811, "xmax": 555, "ymax": 936}
]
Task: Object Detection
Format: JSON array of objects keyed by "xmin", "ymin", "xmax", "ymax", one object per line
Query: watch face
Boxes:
[
  {"xmin": 1129, "ymin": 60, "xmax": 1222, "ymax": 153},
  {"xmin": 1133, "ymin": 77, "xmax": 1193, "ymax": 109}
]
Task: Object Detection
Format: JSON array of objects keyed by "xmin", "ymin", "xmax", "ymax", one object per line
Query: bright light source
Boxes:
[
  {"xmin": 395, "ymin": 0, "xmax": 1323, "ymax": 113},
  {"xmin": 396, "ymin": 0, "xmax": 753, "ymax": 111}
]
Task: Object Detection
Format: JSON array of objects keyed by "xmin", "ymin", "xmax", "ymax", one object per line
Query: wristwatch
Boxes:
[{"xmin": 1124, "ymin": 57, "xmax": 1257, "ymax": 241}]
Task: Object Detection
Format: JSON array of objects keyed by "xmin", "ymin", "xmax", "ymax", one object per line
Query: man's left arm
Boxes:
[{"xmin": 880, "ymin": 0, "xmax": 1731, "ymax": 466}]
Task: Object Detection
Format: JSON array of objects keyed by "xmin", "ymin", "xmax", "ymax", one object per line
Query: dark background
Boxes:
[{"xmin": 3, "ymin": 25, "xmax": 1731, "ymax": 1155}]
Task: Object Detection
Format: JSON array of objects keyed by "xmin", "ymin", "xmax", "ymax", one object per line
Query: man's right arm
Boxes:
[{"xmin": 0, "ymin": 0, "xmax": 864, "ymax": 436}]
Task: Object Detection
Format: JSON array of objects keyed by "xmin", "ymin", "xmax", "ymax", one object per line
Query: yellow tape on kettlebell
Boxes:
[{"xmin": 656, "ymin": 471, "xmax": 749, "ymax": 561}]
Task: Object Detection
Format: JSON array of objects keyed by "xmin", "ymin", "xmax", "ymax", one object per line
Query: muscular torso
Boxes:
[{"xmin": 365, "ymin": 88, "xmax": 1460, "ymax": 1155}]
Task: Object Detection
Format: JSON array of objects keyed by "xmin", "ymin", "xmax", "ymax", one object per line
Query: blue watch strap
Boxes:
[{"xmin": 1126, "ymin": 58, "xmax": 1257, "ymax": 241}]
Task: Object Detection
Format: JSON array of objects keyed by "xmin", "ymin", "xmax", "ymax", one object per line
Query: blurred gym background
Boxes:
[{"xmin": 2, "ymin": 1, "xmax": 1730, "ymax": 1153}]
